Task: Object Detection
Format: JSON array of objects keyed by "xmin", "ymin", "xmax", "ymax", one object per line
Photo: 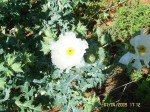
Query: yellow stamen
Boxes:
[
  {"xmin": 137, "ymin": 45, "xmax": 146, "ymax": 55},
  {"xmin": 66, "ymin": 48, "xmax": 75, "ymax": 56}
]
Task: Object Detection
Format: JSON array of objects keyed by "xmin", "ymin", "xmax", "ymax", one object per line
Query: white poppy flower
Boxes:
[
  {"xmin": 130, "ymin": 34, "xmax": 150, "ymax": 68},
  {"xmin": 119, "ymin": 52, "xmax": 135, "ymax": 65},
  {"xmin": 50, "ymin": 32, "xmax": 88, "ymax": 71}
]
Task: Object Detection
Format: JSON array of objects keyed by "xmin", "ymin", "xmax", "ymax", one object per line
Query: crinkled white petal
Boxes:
[
  {"xmin": 49, "ymin": 32, "xmax": 88, "ymax": 71},
  {"xmin": 130, "ymin": 35, "xmax": 150, "ymax": 47},
  {"xmin": 132, "ymin": 59, "xmax": 142, "ymax": 71},
  {"xmin": 119, "ymin": 52, "xmax": 135, "ymax": 65},
  {"xmin": 76, "ymin": 58, "xmax": 86, "ymax": 68}
]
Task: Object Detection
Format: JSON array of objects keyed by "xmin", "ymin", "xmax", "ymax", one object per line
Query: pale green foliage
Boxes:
[
  {"xmin": 40, "ymin": 28, "xmax": 57, "ymax": 54},
  {"xmin": 0, "ymin": 54, "xmax": 24, "ymax": 77},
  {"xmin": 0, "ymin": 88, "xmax": 10, "ymax": 103},
  {"xmin": 15, "ymin": 99, "xmax": 42, "ymax": 111},
  {"xmin": 76, "ymin": 21, "xmax": 87, "ymax": 36},
  {"xmin": 40, "ymin": 41, "xmax": 51, "ymax": 55},
  {"xmin": 11, "ymin": 63, "xmax": 23, "ymax": 73},
  {"xmin": 0, "ymin": 78, "xmax": 6, "ymax": 89}
]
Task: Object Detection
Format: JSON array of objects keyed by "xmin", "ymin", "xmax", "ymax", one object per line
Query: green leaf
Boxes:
[
  {"xmin": 76, "ymin": 21, "xmax": 87, "ymax": 36},
  {"xmin": 98, "ymin": 47, "xmax": 105, "ymax": 62},
  {"xmin": 52, "ymin": 69, "xmax": 62, "ymax": 79},
  {"xmin": 0, "ymin": 62, "xmax": 8, "ymax": 72},
  {"xmin": 11, "ymin": 63, "xmax": 23, "ymax": 72},
  {"xmin": 99, "ymin": 34, "xmax": 111, "ymax": 45},
  {"xmin": 0, "ymin": 49, "xmax": 4, "ymax": 54},
  {"xmin": 0, "ymin": 88, "xmax": 10, "ymax": 102},
  {"xmin": 0, "ymin": 78, "xmax": 6, "ymax": 89},
  {"xmin": 15, "ymin": 99, "xmax": 42, "ymax": 111},
  {"xmin": 5, "ymin": 54, "xmax": 16, "ymax": 66},
  {"xmin": 58, "ymin": 75, "xmax": 80, "ymax": 93},
  {"xmin": 40, "ymin": 42, "xmax": 50, "ymax": 55},
  {"xmin": 99, "ymin": 35, "xmax": 106, "ymax": 45},
  {"xmin": 44, "ymin": 28, "xmax": 53, "ymax": 37},
  {"xmin": 96, "ymin": 26, "xmax": 102, "ymax": 38}
]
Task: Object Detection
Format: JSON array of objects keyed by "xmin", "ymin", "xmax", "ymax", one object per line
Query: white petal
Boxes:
[
  {"xmin": 130, "ymin": 34, "xmax": 150, "ymax": 48},
  {"xmin": 130, "ymin": 35, "xmax": 141, "ymax": 47},
  {"xmin": 76, "ymin": 59, "xmax": 86, "ymax": 68},
  {"xmin": 119, "ymin": 52, "xmax": 135, "ymax": 65},
  {"xmin": 132, "ymin": 59, "xmax": 142, "ymax": 71}
]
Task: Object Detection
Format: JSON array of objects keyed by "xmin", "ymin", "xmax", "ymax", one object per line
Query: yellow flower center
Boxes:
[
  {"xmin": 137, "ymin": 45, "xmax": 147, "ymax": 55},
  {"xmin": 66, "ymin": 48, "xmax": 75, "ymax": 56}
]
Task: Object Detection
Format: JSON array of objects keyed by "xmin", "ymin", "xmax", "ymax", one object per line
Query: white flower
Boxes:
[
  {"xmin": 119, "ymin": 34, "xmax": 150, "ymax": 71},
  {"xmin": 130, "ymin": 34, "xmax": 150, "ymax": 68},
  {"xmin": 119, "ymin": 52, "xmax": 135, "ymax": 65},
  {"xmin": 50, "ymin": 32, "xmax": 88, "ymax": 71}
]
